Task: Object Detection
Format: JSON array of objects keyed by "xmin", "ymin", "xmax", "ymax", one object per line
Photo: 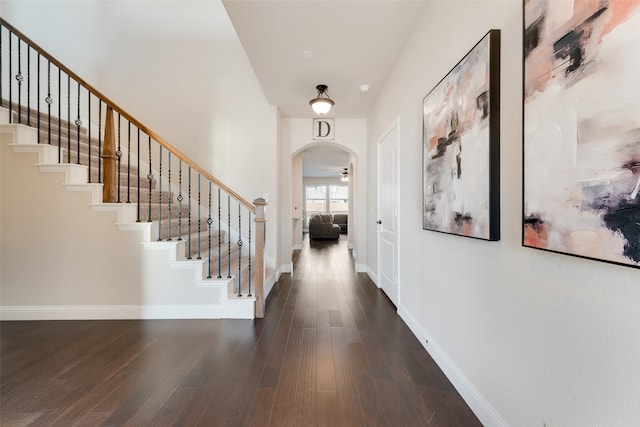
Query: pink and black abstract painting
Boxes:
[
  {"xmin": 524, "ymin": 0, "xmax": 640, "ymax": 267},
  {"xmin": 422, "ymin": 30, "xmax": 500, "ymax": 241}
]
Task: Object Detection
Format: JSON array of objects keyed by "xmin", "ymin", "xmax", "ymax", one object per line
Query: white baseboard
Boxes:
[
  {"xmin": 264, "ymin": 268, "xmax": 279, "ymax": 301},
  {"xmin": 355, "ymin": 263, "xmax": 367, "ymax": 273},
  {"xmin": 397, "ymin": 304, "xmax": 508, "ymax": 427},
  {"xmin": 0, "ymin": 304, "xmax": 255, "ymax": 320},
  {"xmin": 367, "ymin": 267, "xmax": 379, "ymax": 286},
  {"xmin": 280, "ymin": 262, "xmax": 293, "ymax": 273}
]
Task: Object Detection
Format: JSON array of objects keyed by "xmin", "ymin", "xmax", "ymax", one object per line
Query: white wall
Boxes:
[
  {"xmin": 280, "ymin": 118, "xmax": 367, "ymax": 271},
  {"xmin": 291, "ymin": 153, "xmax": 303, "ymax": 251},
  {"xmin": 367, "ymin": 2, "xmax": 640, "ymax": 426},
  {"xmin": 1, "ymin": 0, "xmax": 104, "ymax": 81},
  {"xmin": 0, "ymin": 135, "xmax": 142, "ymax": 307},
  {"xmin": 2, "ymin": 0, "xmax": 280, "ymax": 270}
]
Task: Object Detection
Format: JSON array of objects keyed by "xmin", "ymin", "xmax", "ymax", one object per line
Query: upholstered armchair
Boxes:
[{"xmin": 332, "ymin": 214, "xmax": 348, "ymax": 234}]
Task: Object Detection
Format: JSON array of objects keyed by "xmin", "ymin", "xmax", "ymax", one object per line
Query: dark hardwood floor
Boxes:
[{"xmin": 1, "ymin": 236, "xmax": 481, "ymax": 426}]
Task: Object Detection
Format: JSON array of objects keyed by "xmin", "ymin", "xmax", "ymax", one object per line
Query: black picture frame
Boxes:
[
  {"xmin": 523, "ymin": 0, "xmax": 640, "ymax": 269},
  {"xmin": 422, "ymin": 29, "xmax": 501, "ymax": 241}
]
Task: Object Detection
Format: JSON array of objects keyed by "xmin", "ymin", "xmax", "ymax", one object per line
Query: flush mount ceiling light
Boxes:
[
  {"xmin": 309, "ymin": 84, "xmax": 335, "ymax": 115},
  {"xmin": 341, "ymin": 168, "xmax": 349, "ymax": 182}
]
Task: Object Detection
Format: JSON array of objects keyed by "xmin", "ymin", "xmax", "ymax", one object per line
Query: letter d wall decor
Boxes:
[{"xmin": 313, "ymin": 118, "xmax": 335, "ymax": 141}]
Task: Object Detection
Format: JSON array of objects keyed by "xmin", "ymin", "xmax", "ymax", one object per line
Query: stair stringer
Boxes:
[{"xmin": 0, "ymin": 119, "xmax": 255, "ymax": 320}]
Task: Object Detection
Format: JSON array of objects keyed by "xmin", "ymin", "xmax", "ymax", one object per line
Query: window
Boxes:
[
  {"xmin": 304, "ymin": 182, "xmax": 348, "ymax": 228},
  {"xmin": 329, "ymin": 185, "xmax": 348, "ymax": 213},
  {"xmin": 305, "ymin": 185, "xmax": 327, "ymax": 219}
]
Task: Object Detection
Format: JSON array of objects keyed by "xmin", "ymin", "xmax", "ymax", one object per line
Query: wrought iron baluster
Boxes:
[
  {"xmin": 177, "ymin": 160, "xmax": 183, "ymax": 241},
  {"xmin": 87, "ymin": 90, "xmax": 91, "ymax": 181},
  {"xmin": 27, "ymin": 45, "xmax": 30, "ymax": 125},
  {"xmin": 227, "ymin": 195, "xmax": 231, "ymax": 279},
  {"xmin": 147, "ymin": 136, "xmax": 152, "ymax": 222},
  {"xmin": 167, "ymin": 153, "xmax": 171, "ymax": 240},
  {"xmin": 98, "ymin": 101, "xmax": 102, "ymax": 182},
  {"xmin": 67, "ymin": 74, "xmax": 70, "ymax": 163},
  {"xmin": 75, "ymin": 82, "xmax": 81, "ymax": 165},
  {"xmin": 157, "ymin": 145, "xmax": 163, "ymax": 241},
  {"xmin": 207, "ymin": 182, "xmax": 212, "ymax": 279},
  {"xmin": 57, "ymin": 67, "xmax": 61, "ymax": 161},
  {"xmin": 116, "ymin": 114, "xmax": 122, "ymax": 202},
  {"xmin": 126, "ymin": 122, "xmax": 131, "ymax": 203},
  {"xmin": 217, "ymin": 188, "xmax": 221, "ymax": 279},
  {"xmin": 197, "ymin": 175, "xmax": 201, "ymax": 259},
  {"xmin": 37, "ymin": 53, "xmax": 40, "ymax": 142},
  {"xmin": 8, "ymin": 30, "xmax": 12, "ymax": 122},
  {"xmin": 136, "ymin": 128, "xmax": 140, "ymax": 222},
  {"xmin": 0, "ymin": 25, "xmax": 3, "ymax": 108},
  {"xmin": 248, "ymin": 211, "xmax": 252, "ymax": 297},
  {"xmin": 46, "ymin": 61, "xmax": 52, "ymax": 144},
  {"xmin": 187, "ymin": 167, "xmax": 192, "ymax": 259},
  {"xmin": 16, "ymin": 35, "xmax": 22, "ymax": 123},
  {"xmin": 237, "ymin": 204, "xmax": 243, "ymax": 297}
]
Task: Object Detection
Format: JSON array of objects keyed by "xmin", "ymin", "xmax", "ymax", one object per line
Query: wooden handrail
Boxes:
[{"xmin": 0, "ymin": 17, "xmax": 256, "ymax": 213}]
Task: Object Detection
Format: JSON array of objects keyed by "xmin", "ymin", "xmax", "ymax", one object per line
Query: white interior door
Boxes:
[{"xmin": 377, "ymin": 122, "xmax": 398, "ymax": 307}]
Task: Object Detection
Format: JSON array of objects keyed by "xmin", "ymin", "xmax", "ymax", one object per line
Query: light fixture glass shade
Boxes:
[
  {"xmin": 341, "ymin": 168, "xmax": 349, "ymax": 182},
  {"xmin": 309, "ymin": 84, "xmax": 334, "ymax": 115},
  {"xmin": 310, "ymin": 99, "xmax": 334, "ymax": 115}
]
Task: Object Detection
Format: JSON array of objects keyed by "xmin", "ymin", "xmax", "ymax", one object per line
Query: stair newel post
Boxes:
[
  {"xmin": 253, "ymin": 198, "xmax": 267, "ymax": 319},
  {"xmin": 102, "ymin": 105, "xmax": 117, "ymax": 202}
]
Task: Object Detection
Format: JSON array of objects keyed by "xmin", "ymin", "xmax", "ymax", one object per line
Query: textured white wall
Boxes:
[{"xmin": 367, "ymin": 1, "xmax": 640, "ymax": 426}]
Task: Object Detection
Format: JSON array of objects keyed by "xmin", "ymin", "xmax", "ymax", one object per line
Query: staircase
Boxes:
[
  {"xmin": 0, "ymin": 17, "xmax": 274, "ymax": 320},
  {"xmin": 1, "ymin": 104, "xmax": 264, "ymax": 319}
]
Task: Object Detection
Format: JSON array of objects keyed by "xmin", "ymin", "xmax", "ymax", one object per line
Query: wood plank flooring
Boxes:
[{"xmin": 0, "ymin": 236, "xmax": 481, "ymax": 426}]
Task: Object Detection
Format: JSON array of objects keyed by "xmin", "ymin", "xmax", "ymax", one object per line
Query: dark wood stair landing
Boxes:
[{"xmin": 0, "ymin": 236, "xmax": 481, "ymax": 426}]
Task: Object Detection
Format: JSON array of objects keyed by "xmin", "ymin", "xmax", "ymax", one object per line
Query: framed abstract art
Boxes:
[
  {"xmin": 523, "ymin": 0, "xmax": 640, "ymax": 268},
  {"xmin": 422, "ymin": 29, "xmax": 501, "ymax": 241}
]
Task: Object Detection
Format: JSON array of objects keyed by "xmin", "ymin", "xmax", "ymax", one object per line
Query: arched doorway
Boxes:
[{"xmin": 291, "ymin": 143, "xmax": 355, "ymax": 254}]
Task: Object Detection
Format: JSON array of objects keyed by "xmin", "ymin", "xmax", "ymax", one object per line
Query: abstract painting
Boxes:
[
  {"xmin": 524, "ymin": 0, "xmax": 640, "ymax": 268},
  {"xmin": 422, "ymin": 30, "xmax": 500, "ymax": 241}
]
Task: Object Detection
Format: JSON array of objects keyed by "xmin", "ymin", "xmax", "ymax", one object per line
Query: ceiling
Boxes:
[
  {"xmin": 222, "ymin": 0, "xmax": 429, "ymax": 119},
  {"xmin": 222, "ymin": 0, "xmax": 428, "ymax": 178},
  {"xmin": 301, "ymin": 145, "xmax": 351, "ymax": 178}
]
